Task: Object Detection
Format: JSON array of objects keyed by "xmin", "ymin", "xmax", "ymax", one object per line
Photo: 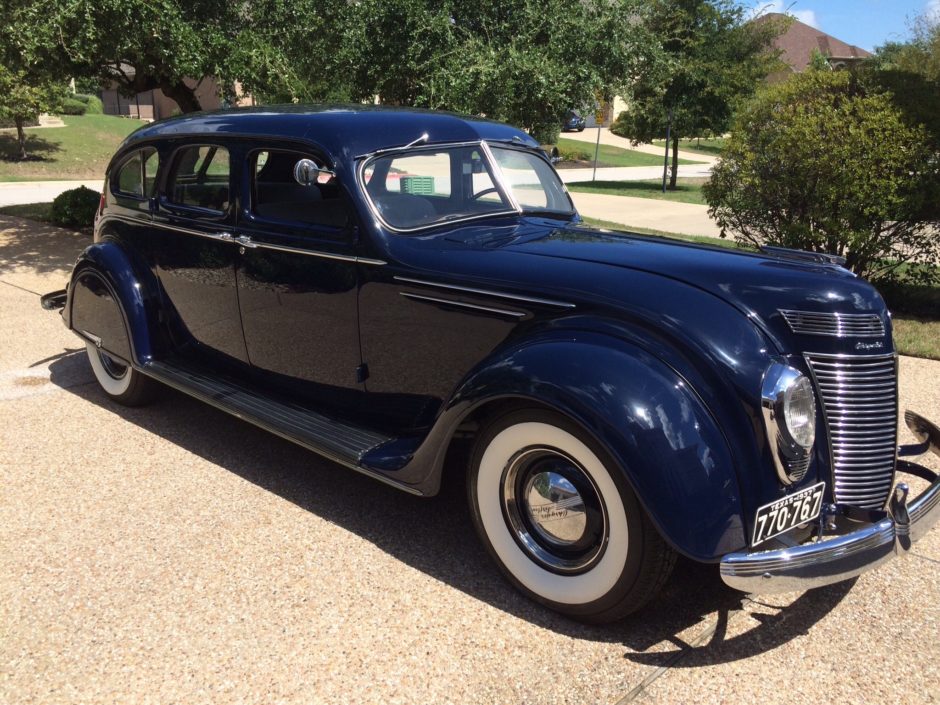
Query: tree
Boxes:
[
  {"xmin": 324, "ymin": 0, "xmax": 664, "ymax": 143},
  {"xmin": 8, "ymin": 0, "xmax": 336, "ymax": 113},
  {"xmin": 610, "ymin": 0, "xmax": 785, "ymax": 188},
  {"xmin": 703, "ymin": 70, "xmax": 940, "ymax": 284},
  {"xmin": 0, "ymin": 4, "xmax": 63, "ymax": 159}
]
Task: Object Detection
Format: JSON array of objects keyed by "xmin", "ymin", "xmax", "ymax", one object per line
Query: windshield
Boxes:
[{"xmin": 361, "ymin": 143, "xmax": 573, "ymax": 231}]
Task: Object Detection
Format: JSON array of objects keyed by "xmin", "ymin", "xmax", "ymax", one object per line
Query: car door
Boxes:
[
  {"xmin": 151, "ymin": 142, "xmax": 248, "ymax": 364},
  {"xmin": 233, "ymin": 145, "xmax": 362, "ymax": 406}
]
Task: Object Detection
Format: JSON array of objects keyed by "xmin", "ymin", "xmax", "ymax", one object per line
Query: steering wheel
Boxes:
[{"xmin": 471, "ymin": 187, "xmax": 500, "ymax": 201}]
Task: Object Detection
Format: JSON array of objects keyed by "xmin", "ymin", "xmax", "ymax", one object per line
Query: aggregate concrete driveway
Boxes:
[{"xmin": 1, "ymin": 215, "xmax": 938, "ymax": 705}]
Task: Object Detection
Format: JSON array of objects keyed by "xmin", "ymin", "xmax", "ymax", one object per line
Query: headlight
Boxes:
[{"xmin": 762, "ymin": 363, "xmax": 817, "ymax": 484}]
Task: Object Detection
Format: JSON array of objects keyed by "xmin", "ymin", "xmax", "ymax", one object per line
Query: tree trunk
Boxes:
[
  {"xmin": 669, "ymin": 135, "xmax": 679, "ymax": 190},
  {"xmin": 158, "ymin": 81, "xmax": 203, "ymax": 114},
  {"xmin": 15, "ymin": 117, "xmax": 28, "ymax": 161}
]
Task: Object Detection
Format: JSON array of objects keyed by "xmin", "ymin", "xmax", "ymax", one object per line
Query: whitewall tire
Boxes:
[
  {"xmin": 468, "ymin": 409, "xmax": 675, "ymax": 622},
  {"xmin": 85, "ymin": 341, "xmax": 156, "ymax": 406}
]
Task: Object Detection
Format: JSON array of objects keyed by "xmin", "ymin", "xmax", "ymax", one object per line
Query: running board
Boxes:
[{"xmin": 142, "ymin": 358, "xmax": 422, "ymax": 495}]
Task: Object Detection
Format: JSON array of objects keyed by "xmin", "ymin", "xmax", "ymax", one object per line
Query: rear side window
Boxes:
[
  {"xmin": 251, "ymin": 149, "xmax": 348, "ymax": 228},
  {"xmin": 167, "ymin": 145, "xmax": 230, "ymax": 212},
  {"xmin": 113, "ymin": 148, "xmax": 158, "ymax": 198}
]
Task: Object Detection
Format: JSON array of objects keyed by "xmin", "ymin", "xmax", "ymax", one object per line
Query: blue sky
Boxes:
[{"xmin": 749, "ymin": 0, "xmax": 939, "ymax": 51}]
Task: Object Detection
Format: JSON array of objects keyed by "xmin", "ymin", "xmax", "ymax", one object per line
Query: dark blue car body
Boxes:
[{"xmin": 48, "ymin": 106, "xmax": 940, "ymax": 621}]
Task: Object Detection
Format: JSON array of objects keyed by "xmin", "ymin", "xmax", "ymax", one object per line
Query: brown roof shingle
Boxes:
[{"xmin": 758, "ymin": 13, "xmax": 872, "ymax": 72}]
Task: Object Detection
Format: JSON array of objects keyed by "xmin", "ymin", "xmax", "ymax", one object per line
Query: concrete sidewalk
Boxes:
[
  {"xmin": 569, "ymin": 191, "xmax": 720, "ymax": 238},
  {"xmin": 0, "ymin": 180, "xmax": 103, "ymax": 207}
]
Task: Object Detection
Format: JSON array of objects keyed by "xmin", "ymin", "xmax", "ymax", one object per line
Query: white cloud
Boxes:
[
  {"xmin": 927, "ymin": 0, "xmax": 940, "ymax": 21},
  {"xmin": 750, "ymin": 1, "xmax": 820, "ymax": 30}
]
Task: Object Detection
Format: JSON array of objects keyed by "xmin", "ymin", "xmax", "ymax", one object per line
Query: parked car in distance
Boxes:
[
  {"xmin": 42, "ymin": 106, "xmax": 940, "ymax": 623},
  {"xmin": 562, "ymin": 109, "xmax": 586, "ymax": 132}
]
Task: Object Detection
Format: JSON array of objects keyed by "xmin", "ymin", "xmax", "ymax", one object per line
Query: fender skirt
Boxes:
[{"xmin": 66, "ymin": 242, "xmax": 154, "ymax": 365}]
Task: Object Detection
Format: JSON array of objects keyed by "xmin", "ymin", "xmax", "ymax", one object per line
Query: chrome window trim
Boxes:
[
  {"xmin": 485, "ymin": 142, "xmax": 576, "ymax": 215},
  {"xmin": 96, "ymin": 214, "xmax": 386, "ymax": 266},
  {"xmin": 356, "ymin": 140, "xmax": 574, "ymax": 234},
  {"xmin": 399, "ymin": 292, "xmax": 526, "ymax": 318},
  {"xmin": 394, "ymin": 276, "xmax": 575, "ymax": 309}
]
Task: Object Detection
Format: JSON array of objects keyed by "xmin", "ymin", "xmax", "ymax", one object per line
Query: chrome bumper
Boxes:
[{"xmin": 720, "ymin": 410, "xmax": 940, "ymax": 594}]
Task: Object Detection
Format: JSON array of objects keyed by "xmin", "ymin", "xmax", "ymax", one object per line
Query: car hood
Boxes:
[{"xmin": 500, "ymin": 223, "xmax": 889, "ymax": 352}]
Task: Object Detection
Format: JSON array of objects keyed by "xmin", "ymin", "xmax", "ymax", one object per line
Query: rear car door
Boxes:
[{"xmin": 151, "ymin": 142, "xmax": 248, "ymax": 363}]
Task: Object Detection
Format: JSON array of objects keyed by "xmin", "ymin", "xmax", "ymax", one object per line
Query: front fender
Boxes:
[
  {"xmin": 65, "ymin": 242, "xmax": 157, "ymax": 365},
  {"xmin": 422, "ymin": 332, "xmax": 745, "ymax": 561}
]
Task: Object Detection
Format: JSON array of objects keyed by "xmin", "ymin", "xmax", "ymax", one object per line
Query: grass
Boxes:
[
  {"xmin": 0, "ymin": 202, "xmax": 53, "ymax": 222},
  {"xmin": 652, "ymin": 137, "xmax": 727, "ymax": 158},
  {"xmin": 555, "ymin": 138, "xmax": 700, "ymax": 168},
  {"xmin": 580, "ymin": 216, "xmax": 739, "ymax": 248},
  {"xmin": 892, "ymin": 319, "xmax": 940, "ymax": 361},
  {"xmin": 0, "ymin": 115, "xmax": 145, "ymax": 181},
  {"xmin": 567, "ymin": 178, "xmax": 708, "ymax": 205}
]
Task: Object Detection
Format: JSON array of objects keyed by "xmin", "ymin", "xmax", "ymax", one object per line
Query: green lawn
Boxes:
[
  {"xmin": 892, "ymin": 319, "xmax": 940, "ymax": 361},
  {"xmin": 652, "ymin": 137, "xmax": 726, "ymax": 158},
  {"xmin": 0, "ymin": 115, "xmax": 145, "ymax": 181},
  {"xmin": 580, "ymin": 216, "xmax": 739, "ymax": 248},
  {"xmin": 0, "ymin": 202, "xmax": 53, "ymax": 221},
  {"xmin": 568, "ymin": 178, "xmax": 708, "ymax": 205},
  {"xmin": 556, "ymin": 138, "xmax": 701, "ymax": 168}
]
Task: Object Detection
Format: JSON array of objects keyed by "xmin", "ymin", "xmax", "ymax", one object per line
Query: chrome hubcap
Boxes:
[
  {"xmin": 523, "ymin": 472, "xmax": 587, "ymax": 544},
  {"xmin": 501, "ymin": 447, "xmax": 608, "ymax": 574}
]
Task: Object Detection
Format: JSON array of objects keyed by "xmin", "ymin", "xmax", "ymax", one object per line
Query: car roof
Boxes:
[{"xmin": 120, "ymin": 105, "xmax": 540, "ymax": 162}]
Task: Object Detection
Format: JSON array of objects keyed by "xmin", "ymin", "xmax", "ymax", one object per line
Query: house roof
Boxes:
[
  {"xmin": 120, "ymin": 105, "xmax": 538, "ymax": 163},
  {"xmin": 758, "ymin": 13, "xmax": 871, "ymax": 72}
]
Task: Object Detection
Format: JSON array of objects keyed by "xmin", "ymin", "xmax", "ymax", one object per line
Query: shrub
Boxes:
[
  {"xmin": 50, "ymin": 186, "xmax": 100, "ymax": 228},
  {"xmin": 74, "ymin": 94, "xmax": 104, "ymax": 114},
  {"xmin": 704, "ymin": 71, "xmax": 940, "ymax": 285},
  {"xmin": 59, "ymin": 98, "xmax": 87, "ymax": 115}
]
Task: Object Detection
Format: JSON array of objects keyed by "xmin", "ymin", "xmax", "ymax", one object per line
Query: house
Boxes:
[
  {"xmin": 100, "ymin": 71, "xmax": 252, "ymax": 120},
  {"xmin": 758, "ymin": 13, "xmax": 871, "ymax": 80}
]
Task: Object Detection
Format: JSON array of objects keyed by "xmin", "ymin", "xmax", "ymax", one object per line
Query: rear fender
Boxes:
[
  {"xmin": 65, "ymin": 242, "xmax": 157, "ymax": 366},
  {"xmin": 417, "ymin": 332, "xmax": 746, "ymax": 561}
]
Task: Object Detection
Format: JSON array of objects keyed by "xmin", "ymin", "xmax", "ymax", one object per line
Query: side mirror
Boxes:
[{"xmin": 294, "ymin": 158, "xmax": 336, "ymax": 186}]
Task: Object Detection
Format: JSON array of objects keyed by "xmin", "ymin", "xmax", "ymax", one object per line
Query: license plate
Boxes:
[{"xmin": 752, "ymin": 482, "xmax": 825, "ymax": 546}]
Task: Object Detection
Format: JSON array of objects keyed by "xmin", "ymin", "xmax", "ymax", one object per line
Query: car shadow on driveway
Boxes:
[{"xmin": 49, "ymin": 353, "xmax": 854, "ymax": 662}]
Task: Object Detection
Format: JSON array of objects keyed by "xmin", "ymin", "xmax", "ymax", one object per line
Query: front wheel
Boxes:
[
  {"xmin": 468, "ymin": 409, "xmax": 675, "ymax": 622},
  {"xmin": 85, "ymin": 341, "xmax": 156, "ymax": 406}
]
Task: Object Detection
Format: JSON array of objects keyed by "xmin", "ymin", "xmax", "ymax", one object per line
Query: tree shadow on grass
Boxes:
[
  {"xmin": 0, "ymin": 133, "xmax": 62, "ymax": 162},
  {"xmin": 47, "ymin": 351, "xmax": 857, "ymax": 662}
]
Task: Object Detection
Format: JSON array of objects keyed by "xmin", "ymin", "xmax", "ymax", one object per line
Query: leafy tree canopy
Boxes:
[{"xmin": 704, "ymin": 70, "xmax": 940, "ymax": 284}]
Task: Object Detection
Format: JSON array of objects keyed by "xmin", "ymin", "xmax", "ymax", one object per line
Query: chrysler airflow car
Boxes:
[{"xmin": 41, "ymin": 107, "xmax": 940, "ymax": 623}]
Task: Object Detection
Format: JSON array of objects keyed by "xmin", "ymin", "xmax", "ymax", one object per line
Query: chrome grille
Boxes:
[
  {"xmin": 805, "ymin": 353, "xmax": 897, "ymax": 509},
  {"xmin": 781, "ymin": 310, "xmax": 885, "ymax": 338}
]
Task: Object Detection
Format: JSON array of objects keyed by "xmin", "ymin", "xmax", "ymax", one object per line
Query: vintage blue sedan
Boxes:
[{"xmin": 42, "ymin": 106, "xmax": 940, "ymax": 622}]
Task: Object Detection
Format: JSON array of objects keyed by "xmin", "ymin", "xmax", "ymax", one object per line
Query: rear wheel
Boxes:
[
  {"xmin": 85, "ymin": 341, "xmax": 156, "ymax": 406},
  {"xmin": 467, "ymin": 409, "xmax": 675, "ymax": 622}
]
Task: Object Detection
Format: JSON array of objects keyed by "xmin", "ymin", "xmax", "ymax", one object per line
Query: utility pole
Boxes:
[{"xmin": 661, "ymin": 107, "xmax": 673, "ymax": 193}]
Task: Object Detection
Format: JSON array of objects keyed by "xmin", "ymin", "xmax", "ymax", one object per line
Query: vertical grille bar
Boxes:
[{"xmin": 804, "ymin": 353, "xmax": 898, "ymax": 509}]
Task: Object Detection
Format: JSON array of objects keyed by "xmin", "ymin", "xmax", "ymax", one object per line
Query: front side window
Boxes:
[
  {"xmin": 361, "ymin": 143, "xmax": 572, "ymax": 231},
  {"xmin": 167, "ymin": 145, "xmax": 230, "ymax": 212},
  {"xmin": 251, "ymin": 149, "xmax": 348, "ymax": 228}
]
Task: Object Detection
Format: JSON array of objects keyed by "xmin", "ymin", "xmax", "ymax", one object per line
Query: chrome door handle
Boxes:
[
  {"xmin": 235, "ymin": 235, "xmax": 257, "ymax": 248},
  {"xmin": 217, "ymin": 232, "xmax": 233, "ymax": 242}
]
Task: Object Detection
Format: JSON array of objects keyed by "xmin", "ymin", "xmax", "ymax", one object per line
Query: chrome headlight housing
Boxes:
[{"xmin": 762, "ymin": 363, "xmax": 817, "ymax": 484}]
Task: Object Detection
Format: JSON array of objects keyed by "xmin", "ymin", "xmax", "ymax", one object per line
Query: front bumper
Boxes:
[{"xmin": 720, "ymin": 410, "xmax": 940, "ymax": 594}]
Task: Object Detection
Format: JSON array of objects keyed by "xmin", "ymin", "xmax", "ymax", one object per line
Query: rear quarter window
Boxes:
[{"xmin": 112, "ymin": 148, "xmax": 158, "ymax": 199}]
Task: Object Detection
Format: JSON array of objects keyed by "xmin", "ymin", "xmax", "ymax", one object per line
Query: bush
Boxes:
[
  {"xmin": 704, "ymin": 71, "xmax": 940, "ymax": 285},
  {"xmin": 58, "ymin": 98, "xmax": 87, "ymax": 115},
  {"xmin": 50, "ymin": 186, "xmax": 100, "ymax": 228},
  {"xmin": 74, "ymin": 93, "xmax": 104, "ymax": 114}
]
